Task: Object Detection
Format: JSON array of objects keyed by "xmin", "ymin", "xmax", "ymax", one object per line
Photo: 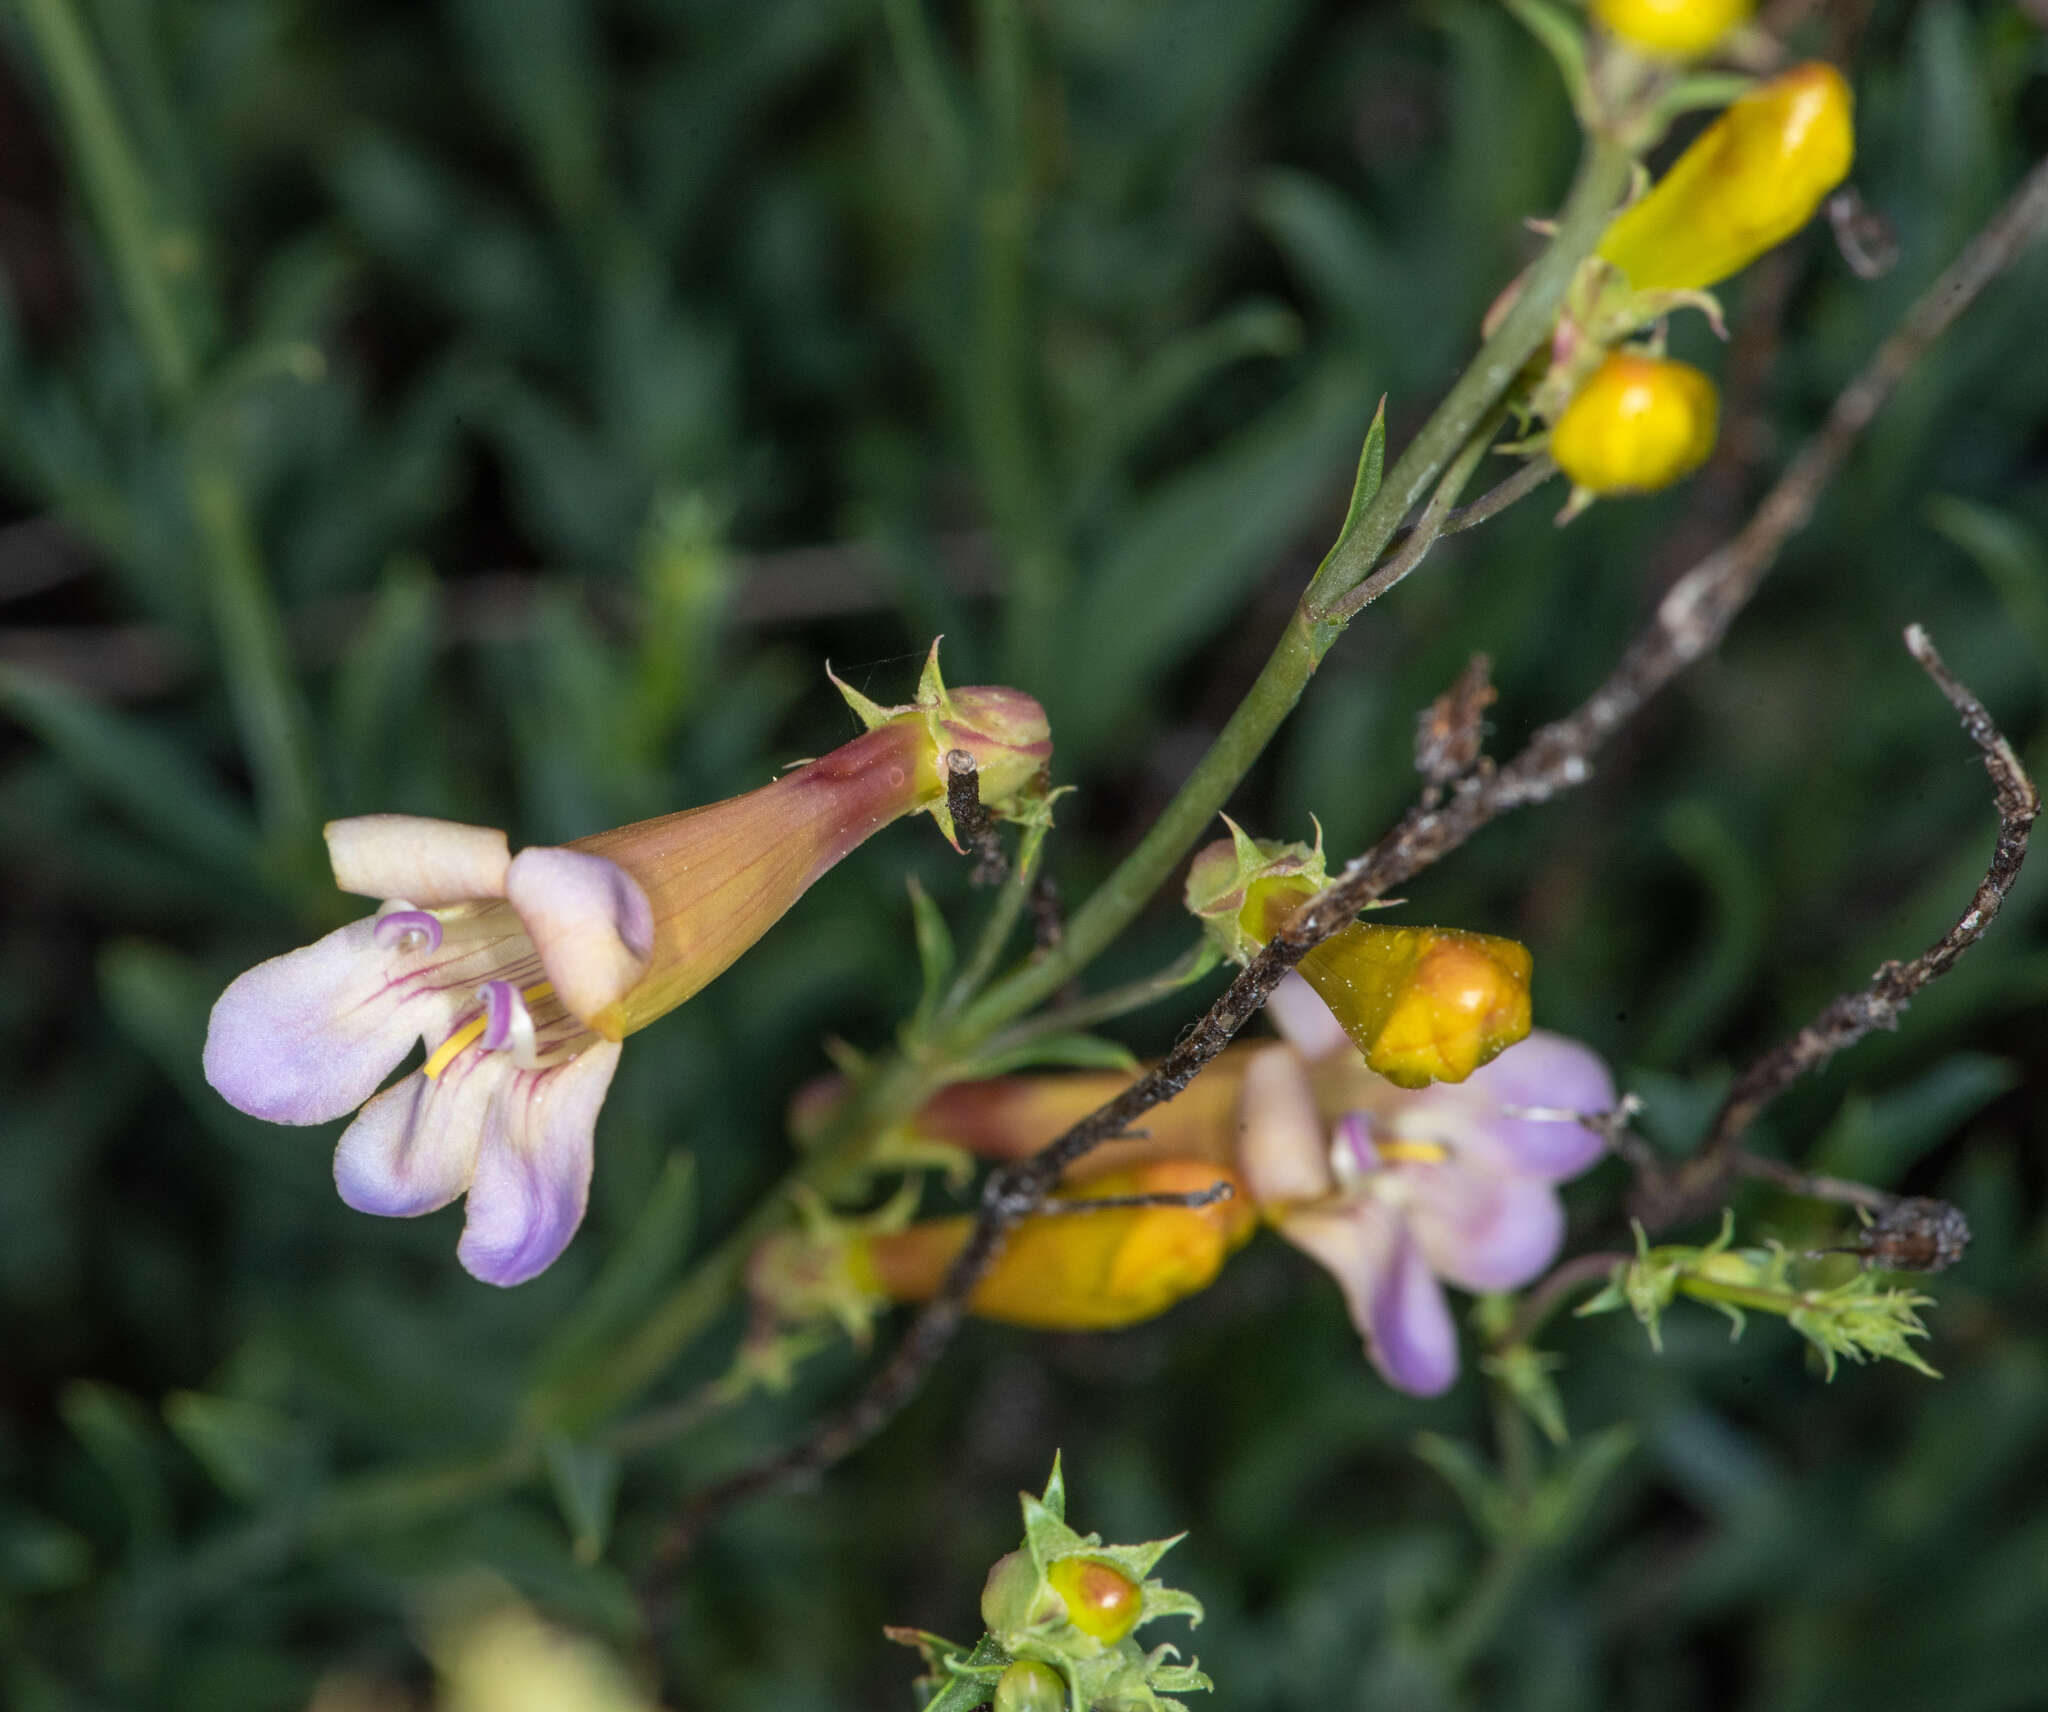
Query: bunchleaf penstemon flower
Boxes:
[
  {"xmin": 1240, "ymin": 976, "xmax": 1614, "ymax": 1395},
  {"xmin": 204, "ymin": 645, "xmax": 1050, "ymax": 1285}
]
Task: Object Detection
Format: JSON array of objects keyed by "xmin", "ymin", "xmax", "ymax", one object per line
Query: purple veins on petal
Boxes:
[{"xmin": 373, "ymin": 909, "xmax": 444, "ymax": 954}]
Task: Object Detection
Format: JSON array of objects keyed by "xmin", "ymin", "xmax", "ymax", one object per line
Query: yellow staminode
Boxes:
[
  {"xmin": 1376, "ymin": 1138, "xmax": 1452, "ymax": 1167},
  {"xmin": 1550, "ymin": 353, "xmax": 1719, "ymax": 496},
  {"xmin": 1598, "ymin": 61, "xmax": 1855, "ymax": 293},
  {"xmin": 422, "ymin": 981, "xmax": 556, "ymax": 1079},
  {"xmin": 1593, "ymin": 0, "xmax": 1751, "ymax": 59}
]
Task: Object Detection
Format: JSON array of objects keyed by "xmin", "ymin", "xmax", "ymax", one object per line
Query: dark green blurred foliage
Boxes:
[{"xmin": 1, "ymin": 1, "xmax": 2046, "ymax": 1707}]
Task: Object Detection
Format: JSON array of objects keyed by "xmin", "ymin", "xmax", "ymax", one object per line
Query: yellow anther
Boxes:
[
  {"xmin": 422, "ymin": 981, "xmax": 554, "ymax": 1080},
  {"xmin": 1376, "ymin": 1139, "xmax": 1451, "ymax": 1167}
]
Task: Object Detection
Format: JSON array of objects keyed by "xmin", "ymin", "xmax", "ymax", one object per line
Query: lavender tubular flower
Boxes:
[
  {"xmin": 867, "ymin": 981, "xmax": 1614, "ymax": 1396},
  {"xmin": 204, "ymin": 651, "xmax": 1050, "ymax": 1285},
  {"xmin": 1243, "ymin": 1009, "xmax": 1614, "ymax": 1395}
]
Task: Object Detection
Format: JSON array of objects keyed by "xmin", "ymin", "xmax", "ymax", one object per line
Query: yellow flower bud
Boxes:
[
  {"xmin": 1046, "ymin": 1557, "xmax": 1144, "ymax": 1644},
  {"xmin": 1236, "ymin": 876, "xmax": 1534, "ymax": 1089},
  {"xmin": 856, "ymin": 1160, "xmax": 1254, "ymax": 1330},
  {"xmin": 1549, "ymin": 353, "xmax": 1719, "ymax": 496},
  {"xmin": 1598, "ymin": 62, "xmax": 1854, "ymax": 292},
  {"xmin": 1593, "ymin": 0, "xmax": 1752, "ymax": 59}
]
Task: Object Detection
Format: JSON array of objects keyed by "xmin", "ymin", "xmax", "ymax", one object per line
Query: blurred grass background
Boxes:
[{"xmin": 1, "ymin": 0, "xmax": 2047, "ymax": 1706}]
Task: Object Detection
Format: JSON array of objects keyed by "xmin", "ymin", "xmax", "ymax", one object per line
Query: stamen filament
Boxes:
[{"xmin": 422, "ymin": 980, "xmax": 555, "ymax": 1080}]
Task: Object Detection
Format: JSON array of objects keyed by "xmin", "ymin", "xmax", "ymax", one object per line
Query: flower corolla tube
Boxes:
[
  {"xmin": 852, "ymin": 982, "xmax": 1613, "ymax": 1395},
  {"xmin": 204, "ymin": 648, "xmax": 1050, "ymax": 1285}
]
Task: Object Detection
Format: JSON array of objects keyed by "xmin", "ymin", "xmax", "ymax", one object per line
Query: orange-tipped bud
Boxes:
[
  {"xmin": 1593, "ymin": 0, "xmax": 1751, "ymax": 58},
  {"xmin": 1598, "ymin": 62, "xmax": 1854, "ymax": 293},
  {"xmin": 1550, "ymin": 353, "xmax": 1719, "ymax": 496},
  {"xmin": 1293, "ymin": 921, "xmax": 1534, "ymax": 1090},
  {"xmin": 856, "ymin": 1161, "xmax": 1254, "ymax": 1330},
  {"xmin": 1046, "ymin": 1558, "xmax": 1144, "ymax": 1644}
]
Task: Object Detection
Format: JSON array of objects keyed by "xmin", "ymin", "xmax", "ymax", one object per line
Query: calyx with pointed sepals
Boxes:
[
  {"xmin": 889, "ymin": 1455, "xmax": 1210, "ymax": 1712},
  {"xmin": 830, "ymin": 638, "xmax": 1053, "ymax": 850},
  {"xmin": 1183, "ymin": 822, "xmax": 1326, "ymax": 965}
]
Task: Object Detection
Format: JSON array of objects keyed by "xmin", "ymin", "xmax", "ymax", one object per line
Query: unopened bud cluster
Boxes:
[
  {"xmin": 1578, "ymin": 1215, "xmax": 1943, "ymax": 1378},
  {"xmin": 889, "ymin": 1457, "xmax": 1210, "ymax": 1712}
]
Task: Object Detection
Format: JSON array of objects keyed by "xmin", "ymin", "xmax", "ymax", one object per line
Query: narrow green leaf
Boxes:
[
  {"xmin": 59, "ymin": 1382, "xmax": 173, "ymax": 1553},
  {"xmin": 965, "ymin": 1033, "xmax": 1142, "ymax": 1079},
  {"xmin": 163, "ymin": 1392, "xmax": 314, "ymax": 1506},
  {"xmin": 1311, "ymin": 396, "xmax": 1386, "ymax": 583},
  {"xmin": 330, "ymin": 555, "xmax": 440, "ymax": 808},
  {"xmin": 0, "ymin": 664, "xmax": 259, "ymax": 882},
  {"xmin": 542, "ymin": 1435, "xmax": 621, "ymax": 1565},
  {"xmin": 906, "ymin": 875, "xmax": 957, "ymax": 1035},
  {"xmin": 534, "ymin": 1151, "xmax": 697, "ymax": 1385}
]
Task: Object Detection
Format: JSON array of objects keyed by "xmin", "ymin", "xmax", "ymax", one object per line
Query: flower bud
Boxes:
[
  {"xmin": 1598, "ymin": 62, "xmax": 1854, "ymax": 292},
  {"xmin": 1550, "ymin": 353, "xmax": 1718, "ymax": 496},
  {"xmin": 1187, "ymin": 833, "xmax": 1533, "ymax": 1088},
  {"xmin": 1047, "ymin": 1557, "xmax": 1144, "ymax": 1644},
  {"xmin": 1293, "ymin": 918, "xmax": 1534, "ymax": 1090},
  {"xmin": 1593, "ymin": 0, "xmax": 1751, "ymax": 59},
  {"xmin": 858, "ymin": 1160, "xmax": 1254, "ymax": 1330},
  {"xmin": 982, "ymin": 1549, "xmax": 1060, "ymax": 1634},
  {"xmin": 993, "ymin": 1660, "xmax": 1069, "ymax": 1712}
]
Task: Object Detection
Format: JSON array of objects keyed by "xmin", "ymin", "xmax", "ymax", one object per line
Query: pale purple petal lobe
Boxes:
[
  {"xmin": 506, "ymin": 848, "xmax": 654, "ymax": 1031},
  {"xmin": 1465, "ymin": 1030, "xmax": 1616, "ymax": 1179},
  {"xmin": 456, "ymin": 1041, "xmax": 621, "ymax": 1286},
  {"xmin": 205, "ymin": 920, "xmax": 430, "ymax": 1125},
  {"xmin": 1366, "ymin": 1224, "xmax": 1461, "ymax": 1396},
  {"xmin": 333, "ymin": 1064, "xmax": 489, "ymax": 1216},
  {"xmin": 1408, "ymin": 1168, "xmax": 1566, "ymax": 1293}
]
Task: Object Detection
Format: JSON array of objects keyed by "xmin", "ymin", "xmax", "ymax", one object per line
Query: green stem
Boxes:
[
  {"xmin": 533, "ymin": 1054, "xmax": 944, "ymax": 1433},
  {"xmin": 1434, "ymin": 1537, "xmax": 1532, "ymax": 1680},
  {"xmin": 188, "ymin": 460, "xmax": 320, "ymax": 851},
  {"xmin": 944, "ymin": 820, "xmax": 1048, "ymax": 1013},
  {"xmin": 976, "ymin": 938, "xmax": 1217, "ymax": 1050},
  {"xmin": 957, "ymin": 134, "xmax": 1634, "ymax": 1038},
  {"xmin": 1323, "ymin": 406, "xmax": 1507, "ymax": 625},
  {"xmin": 951, "ymin": 605, "xmax": 1325, "ymax": 1039},
  {"xmin": 15, "ymin": 0, "xmax": 191, "ymax": 398},
  {"xmin": 1304, "ymin": 133, "xmax": 1633, "ymax": 617},
  {"xmin": 971, "ymin": 0, "xmax": 1068, "ymax": 687}
]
